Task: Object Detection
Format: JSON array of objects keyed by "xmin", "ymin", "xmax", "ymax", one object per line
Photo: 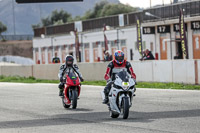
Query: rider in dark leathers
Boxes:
[
  {"xmin": 58, "ymin": 55, "xmax": 84, "ymax": 96},
  {"xmin": 103, "ymin": 50, "xmax": 136, "ymax": 104}
]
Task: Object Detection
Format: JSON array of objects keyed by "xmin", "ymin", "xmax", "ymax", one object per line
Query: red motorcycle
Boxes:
[{"xmin": 62, "ymin": 70, "xmax": 81, "ymax": 109}]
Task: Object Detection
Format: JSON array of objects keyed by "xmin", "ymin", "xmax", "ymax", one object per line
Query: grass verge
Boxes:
[
  {"xmin": 0, "ymin": 76, "xmax": 59, "ymax": 84},
  {"xmin": 0, "ymin": 76, "xmax": 200, "ymax": 90}
]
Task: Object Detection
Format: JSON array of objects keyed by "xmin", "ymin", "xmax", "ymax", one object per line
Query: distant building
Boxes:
[
  {"xmin": 173, "ymin": 0, "xmax": 178, "ymax": 3},
  {"xmin": 33, "ymin": 0, "xmax": 200, "ymax": 64}
]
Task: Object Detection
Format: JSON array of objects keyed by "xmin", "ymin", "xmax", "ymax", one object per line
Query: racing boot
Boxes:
[
  {"xmin": 59, "ymin": 90, "xmax": 63, "ymax": 96},
  {"xmin": 102, "ymin": 88, "xmax": 109, "ymax": 104},
  {"xmin": 58, "ymin": 83, "xmax": 64, "ymax": 96},
  {"xmin": 103, "ymin": 95, "xmax": 109, "ymax": 104}
]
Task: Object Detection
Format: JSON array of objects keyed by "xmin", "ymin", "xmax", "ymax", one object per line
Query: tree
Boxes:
[
  {"xmin": 32, "ymin": 9, "xmax": 72, "ymax": 28},
  {"xmin": 82, "ymin": 1, "xmax": 139, "ymax": 20},
  {"xmin": 100, "ymin": 3, "xmax": 138, "ymax": 17},
  {"xmin": 82, "ymin": 0, "xmax": 109, "ymax": 20},
  {"xmin": 73, "ymin": 16, "xmax": 82, "ymax": 21},
  {"xmin": 41, "ymin": 16, "xmax": 52, "ymax": 26},
  {"xmin": 0, "ymin": 21, "xmax": 7, "ymax": 41},
  {"xmin": 53, "ymin": 20, "xmax": 64, "ymax": 25},
  {"xmin": 51, "ymin": 9, "xmax": 72, "ymax": 24},
  {"xmin": 32, "ymin": 24, "xmax": 41, "ymax": 29}
]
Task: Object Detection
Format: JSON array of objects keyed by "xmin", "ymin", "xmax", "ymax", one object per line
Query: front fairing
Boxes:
[
  {"xmin": 114, "ymin": 76, "xmax": 123, "ymax": 88},
  {"xmin": 128, "ymin": 78, "xmax": 135, "ymax": 88},
  {"xmin": 113, "ymin": 71, "xmax": 135, "ymax": 90},
  {"xmin": 66, "ymin": 75, "xmax": 80, "ymax": 86},
  {"xmin": 65, "ymin": 69, "xmax": 80, "ymax": 86}
]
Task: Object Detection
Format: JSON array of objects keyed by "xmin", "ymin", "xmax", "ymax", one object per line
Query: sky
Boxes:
[{"xmin": 119, "ymin": 0, "xmax": 173, "ymax": 8}]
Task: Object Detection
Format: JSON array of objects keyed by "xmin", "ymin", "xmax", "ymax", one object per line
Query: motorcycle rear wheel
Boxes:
[{"xmin": 110, "ymin": 110, "xmax": 120, "ymax": 118}]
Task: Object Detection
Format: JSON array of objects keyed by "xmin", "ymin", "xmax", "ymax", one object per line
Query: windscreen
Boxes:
[
  {"xmin": 117, "ymin": 71, "xmax": 129, "ymax": 82},
  {"xmin": 68, "ymin": 71, "xmax": 78, "ymax": 80}
]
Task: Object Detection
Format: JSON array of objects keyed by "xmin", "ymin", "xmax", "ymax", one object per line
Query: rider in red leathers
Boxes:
[{"xmin": 103, "ymin": 50, "xmax": 136, "ymax": 104}]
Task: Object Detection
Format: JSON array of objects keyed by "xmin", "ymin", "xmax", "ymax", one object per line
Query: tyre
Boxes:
[
  {"xmin": 122, "ymin": 97, "xmax": 129, "ymax": 119},
  {"xmin": 110, "ymin": 110, "xmax": 120, "ymax": 118},
  {"xmin": 62, "ymin": 97, "xmax": 70, "ymax": 108},
  {"xmin": 71, "ymin": 89, "xmax": 78, "ymax": 109}
]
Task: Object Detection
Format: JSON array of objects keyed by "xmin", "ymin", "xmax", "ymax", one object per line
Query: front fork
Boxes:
[
  {"xmin": 119, "ymin": 93, "xmax": 132, "ymax": 108},
  {"xmin": 68, "ymin": 86, "xmax": 80, "ymax": 100}
]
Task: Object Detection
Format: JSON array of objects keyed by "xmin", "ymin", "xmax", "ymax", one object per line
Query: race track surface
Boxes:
[{"xmin": 0, "ymin": 83, "xmax": 200, "ymax": 133}]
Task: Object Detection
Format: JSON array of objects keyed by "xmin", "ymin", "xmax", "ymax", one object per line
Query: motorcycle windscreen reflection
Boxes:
[{"xmin": 117, "ymin": 71, "xmax": 129, "ymax": 82}]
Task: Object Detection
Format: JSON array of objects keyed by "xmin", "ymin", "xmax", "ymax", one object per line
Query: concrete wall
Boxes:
[
  {"xmin": 0, "ymin": 60, "xmax": 199, "ymax": 84},
  {"xmin": 172, "ymin": 60, "xmax": 195, "ymax": 84},
  {"xmin": 153, "ymin": 61, "xmax": 173, "ymax": 83},
  {"xmin": 33, "ymin": 64, "xmax": 60, "ymax": 80},
  {"xmin": 32, "ymin": 62, "xmax": 108, "ymax": 81},
  {"xmin": 132, "ymin": 61, "xmax": 153, "ymax": 82},
  {"xmin": 0, "ymin": 66, "xmax": 33, "ymax": 78},
  {"xmin": 78, "ymin": 62, "xmax": 108, "ymax": 81}
]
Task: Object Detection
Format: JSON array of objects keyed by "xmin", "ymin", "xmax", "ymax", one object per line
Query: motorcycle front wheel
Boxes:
[
  {"xmin": 122, "ymin": 97, "xmax": 129, "ymax": 119},
  {"xmin": 71, "ymin": 89, "xmax": 78, "ymax": 109}
]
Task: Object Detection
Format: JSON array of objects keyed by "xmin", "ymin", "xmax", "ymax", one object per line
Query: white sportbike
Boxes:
[{"xmin": 101, "ymin": 70, "xmax": 136, "ymax": 119}]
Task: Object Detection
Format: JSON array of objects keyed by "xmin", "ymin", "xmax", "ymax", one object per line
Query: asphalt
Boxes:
[{"xmin": 0, "ymin": 83, "xmax": 200, "ymax": 133}]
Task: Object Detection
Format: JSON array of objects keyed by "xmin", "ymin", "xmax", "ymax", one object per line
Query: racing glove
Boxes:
[
  {"xmin": 80, "ymin": 77, "xmax": 84, "ymax": 82},
  {"xmin": 133, "ymin": 78, "xmax": 137, "ymax": 85},
  {"xmin": 107, "ymin": 78, "xmax": 112, "ymax": 83}
]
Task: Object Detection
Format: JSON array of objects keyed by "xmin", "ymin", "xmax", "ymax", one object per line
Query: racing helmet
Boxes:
[
  {"xmin": 65, "ymin": 55, "xmax": 74, "ymax": 67},
  {"xmin": 114, "ymin": 50, "xmax": 124, "ymax": 65}
]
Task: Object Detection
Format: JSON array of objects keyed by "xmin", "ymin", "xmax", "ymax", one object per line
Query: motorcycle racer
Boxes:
[
  {"xmin": 58, "ymin": 55, "xmax": 84, "ymax": 96},
  {"xmin": 103, "ymin": 50, "xmax": 136, "ymax": 104}
]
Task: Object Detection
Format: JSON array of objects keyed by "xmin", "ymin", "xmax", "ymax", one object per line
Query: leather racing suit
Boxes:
[
  {"xmin": 58, "ymin": 64, "xmax": 83, "ymax": 91},
  {"xmin": 103, "ymin": 60, "xmax": 136, "ymax": 98}
]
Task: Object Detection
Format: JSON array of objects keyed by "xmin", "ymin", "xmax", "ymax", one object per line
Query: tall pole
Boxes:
[
  {"xmin": 74, "ymin": 30, "xmax": 80, "ymax": 62},
  {"xmin": 12, "ymin": 0, "xmax": 16, "ymax": 35},
  {"xmin": 51, "ymin": 37, "xmax": 54, "ymax": 58},
  {"xmin": 150, "ymin": 0, "xmax": 152, "ymax": 8},
  {"xmin": 170, "ymin": 31, "xmax": 172, "ymax": 59},
  {"xmin": 81, "ymin": 33, "xmax": 84, "ymax": 62},
  {"xmin": 117, "ymin": 29, "xmax": 119, "ymax": 49},
  {"xmin": 39, "ymin": 4, "xmax": 42, "ymax": 23}
]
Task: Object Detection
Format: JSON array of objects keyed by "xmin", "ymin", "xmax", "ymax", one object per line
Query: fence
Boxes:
[{"xmin": 1, "ymin": 35, "xmax": 33, "ymax": 41}]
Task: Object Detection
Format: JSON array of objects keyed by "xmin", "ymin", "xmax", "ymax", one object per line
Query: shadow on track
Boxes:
[
  {"xmin": 64, "ymin": 108, "xmax": 93, "ymax": 112},
  {"xmin": 0, "ymin": 109, "xmax": 200, "ymax": 129}
]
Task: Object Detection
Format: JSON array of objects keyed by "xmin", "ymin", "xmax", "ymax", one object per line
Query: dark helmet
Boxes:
[
  {"xmin": 65, "ymin": 55, "xmax": 74, "ymax": 66},
  {"xmin": 114, "ymin": 50, "xmax": 124, "ymax": 65}
]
